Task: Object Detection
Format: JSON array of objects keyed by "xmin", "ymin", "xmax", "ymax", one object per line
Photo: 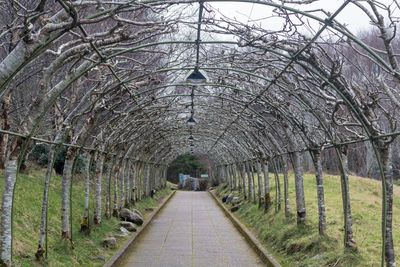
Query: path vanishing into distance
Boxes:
[{"xmin": 121, "ymin": 191, "xmax": 266, "ymax": 267}]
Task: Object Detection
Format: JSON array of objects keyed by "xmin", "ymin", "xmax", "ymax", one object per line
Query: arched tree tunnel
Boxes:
[{"xmin": 0, "ymin": 0, "xmax": 400, "ymax": 266}]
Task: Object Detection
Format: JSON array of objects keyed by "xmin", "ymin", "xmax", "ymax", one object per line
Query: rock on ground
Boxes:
[
  {"xmin": 231, "ymin": 196, "xmax": 241, "ymax": 205},
  {"xmin": 120, "ymin": 221, "xmax": 137, "ymax": 232},
  {"xmin": 120, "ymin": 208, "xmax": 144, "ymax": 226},
  {"xmin": 231, "ymin": 205, "xmax": 240, "ymax": 212},
  {"xmin": 225, "ymin": 194, "xmax": 234, "ymax": 204},
  {"xmin": 102, "ymin": 237, "xmax": 117, "ymax": 248}
]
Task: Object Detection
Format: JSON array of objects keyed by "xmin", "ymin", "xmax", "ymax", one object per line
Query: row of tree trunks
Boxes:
[{"xmin": 217, "ymin": 146, "xmax": 354, "ymax": 251}]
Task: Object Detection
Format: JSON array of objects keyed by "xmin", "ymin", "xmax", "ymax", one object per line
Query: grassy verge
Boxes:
[
  {"xmin": 0, "ymin": 166, "xmax": 171, "ymax": 267},
  {"xmin": 215, "ymin": 173, "xmax": 400, "ymax": 267}
]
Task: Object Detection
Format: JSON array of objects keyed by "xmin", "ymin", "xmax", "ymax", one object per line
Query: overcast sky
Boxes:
[{"xmin": 207, "ymin": 0, "xmax": 398, "ymax": 35}]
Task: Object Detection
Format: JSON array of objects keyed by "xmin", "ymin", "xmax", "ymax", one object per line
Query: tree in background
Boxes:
[{"xmin": 167, "ymin": 154, "xmax": 208, "ymax": 184}]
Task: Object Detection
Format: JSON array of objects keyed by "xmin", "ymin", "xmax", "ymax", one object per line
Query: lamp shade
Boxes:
[
  {"xmin": 187, "ymin": 116, "xmax": 196, "ymax": 126},
  {"xmin": 185, "ymin": 69, "xmax": 208, "ymax": 84}
]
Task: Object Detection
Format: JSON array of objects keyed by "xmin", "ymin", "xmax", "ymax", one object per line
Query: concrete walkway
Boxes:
[{"xmin": 121, "ymin": 191, "xmax": 266, "ymax": 267}]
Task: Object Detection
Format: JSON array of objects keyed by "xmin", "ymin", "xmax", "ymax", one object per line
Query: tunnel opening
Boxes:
[{"xmin": 167, "ymin": 153, "xmax": 214, "ymax": 190}]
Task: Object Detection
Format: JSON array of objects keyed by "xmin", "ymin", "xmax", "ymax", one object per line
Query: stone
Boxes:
[
  {"xmin": 120, "ymin": 208, "xmax": 144, "ymax": 226},
  {"xmin": 120, "ymin": 227, "xmax": 129, "ymax": 235},
  {"xmin": 225, "ymin": 194, "xmax": 234, "ymax": 204},
  {"xmin": 120, "ymin": 221, "xmax": 137, "ymax": 232},
  {"xmin": 130, "ymin": 208, "xmax": 144, "ymax": 218},
  {"xmin": 102, "ymin": 237, "xmax": 117, "ymax": 248},
  {"xmin": 231, "ymin": 196, "xmax": 241, "ymax": 205},
  {"xmin": 222, "ymin": 195, "xmax": 229, "ymax": 203},
  {"xmin": 231, "ymin": 205, "xmax": 240, "ymax": 212}
]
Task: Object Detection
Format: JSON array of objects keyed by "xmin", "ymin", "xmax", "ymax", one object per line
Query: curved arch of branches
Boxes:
[{"xmin": 0, "ymin": 0, "xmax": 400, "ymax": 266}]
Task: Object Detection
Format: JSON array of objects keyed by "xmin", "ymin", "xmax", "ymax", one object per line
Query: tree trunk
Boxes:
[
  {"xmin": 145, "ymin": 163, "xmax": 151, "ymax": 197},
  {"xmin": 119, "ymin": 159, "xmax": 126, "ymax": 208},
  {"xmin": 80, "ymin": 152, "xmax": 92, "ymax": 234},
  {"xmin": 376, "ymin": 141, "xmax": 395, "ymax": 267},
  {"xmin": 262, "ymin": 160, "xmax": 271, "ymax": 211},
  {"xmin": 94, "ymin": 152, "xmax": 105, "ymax": 225},
  {"xmin": 0, "ymin": 158, "xmax": 18, "ymax": 266},
  {"xmin": 311, "ymin": 149, "xmax": 326, "ymax": 236},
  {"xmin": 61, "ymin": 148, "xmax": 77, "ymax": 239},
  {"xmin": 255, "ymin": 160, "xmax": 263, "ymax": 208},
  {"xmin": 104, "ymin": 156, "xmax": 115, "ymax": 219},
  {"xmin": 337, "ymin": 146, "xmax": 356, "ymax": 249},
  {"xmin": 0, "ymin": 94, "xmax": 11, "ymax": 168},
  {"xmin": 292, "ymin": 151, "xmax": 306, "ymax": 224},
  {"xmin": 245, "ymin": 161, "xmax": 253, "ymax": 203},
  {"xmin": 226, "ymin": 165, "xmax": 232, "ymax": 190},
  {"xmin": 272, "ymin": 160, "xmax": 281, "ymax": 212},
  {"xmin": 124, "ymin": 159, "xmax": 131, "ymax": 207},
  {"xmin": 226, "ymin": 164, "xmax": 235, "ymax": 191},
  {"xmin": 239, "ymin": 163, "xmax": 247, "ymax": 199},
  {"xmin": 249, "ymin": 162, "xmax": 256, "ymax": 203},
  {"xmin": 36, "ymin": 146, "xmax": 56, "ymax": 260},
  {"xmin": 281, "ymin": 156, "xmax": 290, "ymax": 217},
  {"xmin": 131, "ymin": 162, "xmax": 136, "ymax": 204},
  {"xmin": 112, "ymin": 162, "xmax": 119, "ymax": 217}
]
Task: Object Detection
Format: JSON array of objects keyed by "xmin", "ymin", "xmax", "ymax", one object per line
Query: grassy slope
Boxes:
[
  {"xmin": 0, "ymin": 166, "xmax": 171, "ymax": 267},
  {"xmin": 216, "ymin": 173, "xmax": 400, "ymax": 267}
]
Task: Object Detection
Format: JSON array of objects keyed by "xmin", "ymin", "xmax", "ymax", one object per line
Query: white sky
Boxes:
[{"xmin": 207, "ymin": 0, "xmax": 398, "ymax": 35}]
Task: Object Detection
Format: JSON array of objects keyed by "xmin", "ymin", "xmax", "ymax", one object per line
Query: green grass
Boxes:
[
  {"xmin": 215, "ymin": 173, "xmax": 400, "ymax": 266},
  {"xmin": 0, "ymin": 166, "xmax": 171, "ymax": 267}
]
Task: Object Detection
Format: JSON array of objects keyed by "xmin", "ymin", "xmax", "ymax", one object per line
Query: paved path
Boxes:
[{"xmin": 121, "ymin": 191, "xmax": 266, "ymax": 267}]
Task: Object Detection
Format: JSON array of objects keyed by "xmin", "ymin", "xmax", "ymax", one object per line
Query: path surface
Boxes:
[{"xmin": 121, "ymin": 191, "xmax": 266, "ymax": 267}]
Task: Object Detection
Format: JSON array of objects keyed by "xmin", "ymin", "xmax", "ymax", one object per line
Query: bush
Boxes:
[
  {"xmin": 53, "ymin": 147, "xmax": 86, "ymax": 175},
  {"xmin": 28, "ymin": 144, "xmax": 50, "ymax": 167}
]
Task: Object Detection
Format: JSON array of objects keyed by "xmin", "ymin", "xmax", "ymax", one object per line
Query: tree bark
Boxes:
[
  {"xmin": 112, "ymin": 162, "xmax": 119, "ymax": 217},
  {"xmin": 337, "ymin": 146, "xmax": 356, "ymax": 249},
  {"xmin": 245, "ymin": 161, "xmax": 253, "ymax": 203},
  {"xmin": 376, "ymin": 141, "xmax": 395, "ymax": 267},
  {"xmin": 104, "ymin": 156, "xmax": 115, "ymax": 219},
  {"xmin": 131, "ymin": 163, "xmax": 138, "ymax": 205},
  {"xmin": 36, "ymin": 145, "xmax": 56, "ymax": 260},
  {"xmin": 119, "ymin": 159, "xmax": 126, "ymax": 208},
  {"xmin": 281, "ymin": 156, "xmax": 290, "ymax": 217},
  {"xmin": 272, "ymin": 160, "xmax": 281, "ymax": 212},
  {"xmin": 262, "ymin": 160, "xmax": 271, "ymax": 211},
  {"xmin": 249, "ymin": 162, "xmax": 256, "ymax": 203},
  {"xmin": 61, "ymin": 147, "xmax": 77, "ymax": 239},
  {"xmin": 239, "ymin": 163, "xmax": 247, "ymax": 199},
  {"xmin": 80, "ymin": 152, "xmax": 92, "ymax": 234},
  {"xmin": 311, "ymin": 149, "xmax": 326, "ymax": 235},
  {"xmin": 0, "ymin": 94, "xmax": 11, "ymax": 168},
  {"xmin": 145, "ymin": 163, "xmax": 151, "ymax": 197},
  {"xmin": 0, "ymin": 158, "xmax": 17, "ymax": 266},
  {"xmin": 292, "ymin": 151, "xmax": 306, "ymax": 224},
  {"xmin": 94, "ymin": 152, "xmax": 105, "ymax": 224},
  {"xmin": 255, "ymin": 160, "xmax": 263, "ymax": 208}
]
